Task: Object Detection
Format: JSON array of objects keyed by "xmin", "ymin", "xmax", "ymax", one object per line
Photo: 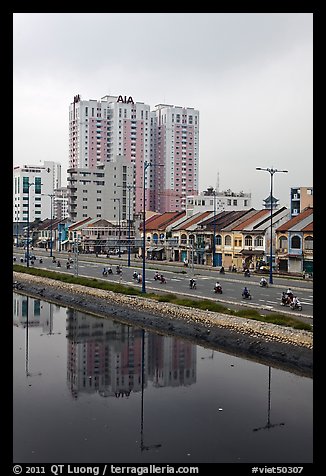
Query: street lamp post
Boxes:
[
  {"xmin": 256, "ymin": 167, "xmax": 288, "ymax": 284},
  {"xmin": 26, "ymin": 182, "xmax": 35, "ymax": 268},
  {"xmin": 43, "ymin": 193, "xmax": 55, "ymax": 257},
  {"xmin": 110, "ymin": 198, "xmax": 121, "ymax": 258},
  {"xmin": 212, "ymin": 190, "xmax": 217, "ymax": 267},
  {"xmin": 142, "ymin": 161, "xmax": 151, "ymax": 293},
  {"xmin": 15, "ymin": 204, "xmax": 19, "ymax": 247},
  {"xmin": 141, "ymin": 161, "xmax": 164, "ymax": 293},
  {"xmin": 117, "ymin": 184, "xmax": 136, "ymax": 267}
]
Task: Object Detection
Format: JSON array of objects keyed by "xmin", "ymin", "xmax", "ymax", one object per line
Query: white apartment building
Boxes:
[
  {"xmin": 67, "ymin": 159, "xmax": 134, "ymax": 223},
  {"xmin": 186, "ymin": 187, "xmax": 252, "ymax": 216},
  {"xmin": 68, "ymin": 94, "xmax": 199, "ymax": 216},
  {"xmin": 13, "ymin": 161, "xmax": 62, "ymax": 223}
]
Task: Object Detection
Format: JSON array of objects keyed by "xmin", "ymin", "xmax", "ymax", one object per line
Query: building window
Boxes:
[
  {"xmin": 244, "ymin": 235, "xmax": 252, "ymax": 247},
  {"xmin": 254, "ymin": 235, "xmax": 263, "ymax": 247},
  {"xmin": 291, "ymin": 235, "xmax": 301, "ymax": 249},
  {"xmin": 304, "ymin": 236, "xmax": 313, "ymax": 250},
  {"xmin": 224, "ymin": 235, "xmax": 232, "ymax": 246}
]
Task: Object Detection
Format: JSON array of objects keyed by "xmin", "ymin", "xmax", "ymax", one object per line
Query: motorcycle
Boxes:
[
  {"xmin": 154, "ymin": 273, "xmax": 160, "ymax": 281},
  {"xmin": 259, "ymin": 280, "xmax": 268, "ymax": 287},
  {"xmin": 244, "ymin": 269, "xmax": 251, "ymax": 277},
  {"xmin": 57, "ymin": 261, "xmax": 61, "ymax": 268},
  {"xmin": 107, "ymin": 267, "xmax": 113, "ymax": 275},
  {"xmin": 189, "ymin": 279, "xmax": 196, "ymax": 289},
  {"xmin": 133, "ymin": 271, "xmax": 138, "ymax": 279},
  {"xmin": 66, "ymin": 262, "xmax": 71, "ymax": 269},
  {"xmin": 290, "ymin": 301, "xmax": 302, "ymax": 311},
  {"xmin": 242, "ymin": 290, "xmax": 252, "ymax": 300},
  {"xmin": 102, "ymin": 268, "xmax": 108, "ymax": 276},
  {"xmin": 39, "ymin": 258, "xmax": 43, "ymax": 264},
  {"xmin": 160, "ymin": 275, "xmax": 166, "ymax": 284},
  {"xmin": 219, "ymin": 267, "xmax": 225, "ymax": 274},
  {"xmin": 214, "ymin": 285, "xmax": 223, "ymax": 294},
  {"xmin": 281, "ymin": 294, "xmax": 292, "ymax": 306}
]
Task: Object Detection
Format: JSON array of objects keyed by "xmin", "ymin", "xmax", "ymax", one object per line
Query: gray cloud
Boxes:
[{"xmin": 13, "ymin": 12, "xmax": 313, "ymax": 208}]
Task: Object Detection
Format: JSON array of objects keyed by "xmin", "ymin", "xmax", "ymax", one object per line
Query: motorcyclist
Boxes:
[
  {"xmin": 107, "ymin": 266, "xmax": 112, "ymax": 274},
  {"xmin": 137, "ymin": 273, "xmax": 142, "ymax": 283},
  {"xmin": 292, "ymin": 296, "xmax": 301, "ymax": 308},
  {"xmin": 219, "ymin": 266, "xmax": 225, "ymax": 274},
  {"xmin": 214, "ymin": 281, "xmax": 222, "ymax": 292},
  {"xmin": 160, "ymin": 274, "xmax": 166, "ymax": 283},
  {"xmin": 133, "ymin": 270, "xmax": 138, "ymax": 279},
  {"xmin": 286, "ymin": 288, "xmax": 293, "ymax": 301},
  {"xmin": 57, "ymin": 260, "xmax": 61, "ymax": 267},
  {"xmin": 260, "ymin": 277, "xmax": 268, "ymax": 287},
  {"xmin": 244, "ymin": 268, "xmax": 250, "ymax": 277},
  {"xmin": 242, "ymin": 286, "xmax": 250, "ymax": 298},
  {"xmin": 154, "ymin": 271, "xmax": 160, "ymax": 280},
  {"xmin": 189, "ymin": 278, "xmax": 196, "ymax": 289}
]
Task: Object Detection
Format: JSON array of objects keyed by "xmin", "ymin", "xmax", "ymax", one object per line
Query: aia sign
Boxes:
[{"xmin": 117, "ymin": 95, "xmax": 134, "ymax": 104}]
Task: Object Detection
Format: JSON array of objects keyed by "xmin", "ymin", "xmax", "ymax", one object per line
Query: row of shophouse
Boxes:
[{"xmin": 15, "ymin": 206, "xmax": 313, "ymax": 275}]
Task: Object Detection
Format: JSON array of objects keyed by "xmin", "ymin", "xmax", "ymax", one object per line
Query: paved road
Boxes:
[{"xmin": 13, "ymin": 249, "xmax": 313, "ymax": 322}]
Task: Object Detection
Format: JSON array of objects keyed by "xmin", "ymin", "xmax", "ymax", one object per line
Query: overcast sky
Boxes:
[{"xmin": 13, "ymin": 12, "xmax": 313, "ymax": 209}]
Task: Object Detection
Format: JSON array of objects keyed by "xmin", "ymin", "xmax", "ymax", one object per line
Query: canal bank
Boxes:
[{"xmin": 13, "ymin": 271, "xmax": 313, "ymax": 377}]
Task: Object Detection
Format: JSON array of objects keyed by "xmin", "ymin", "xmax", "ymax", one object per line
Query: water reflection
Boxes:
[
  {"xmin": 253, "ymin": 367, "xmax": 285, "ymax": 432},
  {"xmin": 65, "ymin": 308, "xmax": 196, "ymax": 400},
  {"xmin": 13, "ymin": 293, "xmax": 313, "ymax": 463}
]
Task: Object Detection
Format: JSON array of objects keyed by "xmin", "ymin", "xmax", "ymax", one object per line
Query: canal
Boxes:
[{"xmin": 13, "ymin": 292, "xmax": 313, "ymax": 464}]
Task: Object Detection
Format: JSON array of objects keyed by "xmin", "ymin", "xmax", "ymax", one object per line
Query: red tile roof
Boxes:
[
  {"xmin": 302, "ymin": 221, "xmax": 313, "ymax": 232},
  {"xmin": 232, "ymin": 209, "xmax": 269, "ymax": 230},
  {"xmin": 144, "ymin": 211, "xmax": 186, "ymax": 230},
  {"xmin": 276, "ymin": 207, "xmax": 313, "ymax": 232}
]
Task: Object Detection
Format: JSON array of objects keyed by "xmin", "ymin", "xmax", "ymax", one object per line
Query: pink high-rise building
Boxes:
[
  {"xmin": 149, "ymin": 104, "xmax": 199, "ymax": 213},
  {"xmin": 69, "ymin": 95, "xmax": 199, "ymax": 215}
]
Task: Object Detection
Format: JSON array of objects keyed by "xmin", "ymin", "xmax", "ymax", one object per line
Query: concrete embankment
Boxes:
[{"xmin": 13, "ymin": 272, "xmax": 313, "ymax": 377}]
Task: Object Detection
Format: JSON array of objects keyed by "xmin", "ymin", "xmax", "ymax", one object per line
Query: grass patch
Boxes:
[{"xmin": 13, "ymin": 264, "xmax": 312, "ymax": 332}]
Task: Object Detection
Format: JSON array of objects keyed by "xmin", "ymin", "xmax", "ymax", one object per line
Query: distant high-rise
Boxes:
[
  {"xmin": 149, "ymin": 104, "xmax": 199, "ymax": 213},
  {"xmin": 68, "ymin": 95, "xmax": 199, "ymax": 217}
]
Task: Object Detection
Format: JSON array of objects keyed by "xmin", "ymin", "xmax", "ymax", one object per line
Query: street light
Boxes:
[
  {"xmin": 15, "ymin": 204, "xmax": 19, "ymax": 248},
  {"xmin": 42, "ymin": 193, "xmax": 55, "ymax": 257},
  {"xmin": 141, "ymin": 161, "xmax": 164, "ymax": 293},
  {"xmin": 142, "ymin": 161, "xmax": 151, "ymax": 293},
  {"xmin": 212, "ymin": 189, "xmax": 217, "ymax": 267},
  {"xmin": 117, "ymin": 184, "xmax": 137, "ymax": 267},
  {"xmin": 110, "ymin": 198, "xmax": 121, "ymax": 258},
  {"xmin": 26, "ymin": 182, "xmax": 35, "ymax": 268},
  {"xmin": 256, "ymin": 167, "xmax": 288, "ymax": 284}
]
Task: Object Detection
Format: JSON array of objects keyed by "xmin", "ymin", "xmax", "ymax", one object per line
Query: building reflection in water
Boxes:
[{"xmin": 65, "ymin": 309, "xmax": 197, "ymax": 400}]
